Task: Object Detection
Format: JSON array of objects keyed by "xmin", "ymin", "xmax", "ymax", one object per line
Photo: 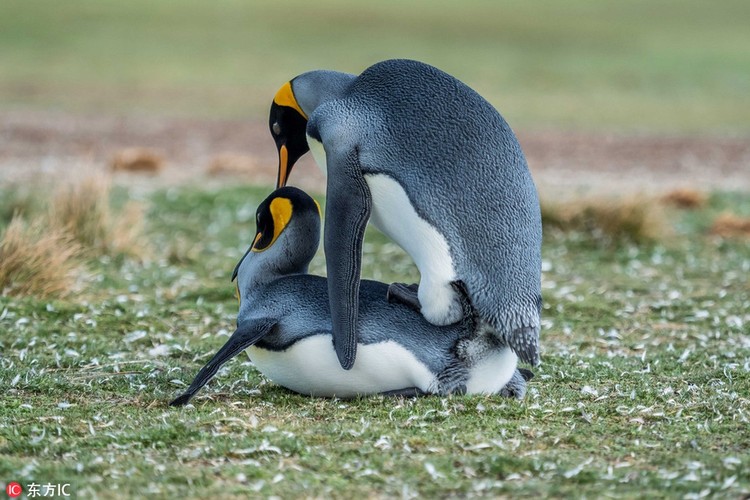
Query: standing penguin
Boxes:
[
  {"xmin": 269, "ymin": 59, "xmax": 542, "ymax": 370},
  {"xmin": 170, "ymin": 187, "xmax": 532, "ymax": 405}
]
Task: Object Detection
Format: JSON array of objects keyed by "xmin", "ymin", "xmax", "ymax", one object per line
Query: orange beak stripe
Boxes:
[{"xmin": 277, "ymin": 144, "xmax": 289, "ymax": 188}]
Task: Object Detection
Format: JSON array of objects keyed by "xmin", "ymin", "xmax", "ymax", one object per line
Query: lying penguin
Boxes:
[
  {"xmin": 268, "ymin": 59, "xmax": 543, "ymax": 370},
  {"xmin": 170, "ymin": 187, "xmax": 532, "ymax": 406}
]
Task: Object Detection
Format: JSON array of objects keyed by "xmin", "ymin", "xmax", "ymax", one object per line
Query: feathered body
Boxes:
[
  {"xmin": 271, "ymin": 59, "xmax": 542, "ymax": 368},
  {"xmin": 170, "ymin": 187, "xmax": 530, "ymax": 405}
]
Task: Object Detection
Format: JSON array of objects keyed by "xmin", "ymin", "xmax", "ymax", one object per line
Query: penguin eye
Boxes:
[{"xmin": 272, "ymin": 122, "xmax": 281, "ymax": 136}]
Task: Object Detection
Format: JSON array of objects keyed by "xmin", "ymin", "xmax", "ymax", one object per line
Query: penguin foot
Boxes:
[
  {"xmin": 387, "ymin": 282, "xmax": 421, "ymax": 312},
  {"xmin": 419, "ymin": 281, "xmax": 464, "ymax": 326},
  {"xmin": 499, "ymin": 367, "xmax": 534, "ymax": 400},
  {"xmin": 518, "ymin": 368, "xmax": 535, "ymax": 382},
  {"xmin": 451, "ymin": 280, "xmax": 478, "ymax": 331},
  {"xmin": 380, "ymin": 387, "xmax": 428, "ymax": 397}
]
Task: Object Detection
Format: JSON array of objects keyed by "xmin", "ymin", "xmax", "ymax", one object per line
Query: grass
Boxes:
[
  {"xmin": 1, "ymin": 183, "xmax": 749, "ymax": 497},
  {"xmin": 540, "ymin": 195, "xmax": 667, "ymax": 246},
  {"xmin": 0, "ymin": 178, "xmax": 146, "ymax": 300},
  {"xmin": 0, "ymin": 216, "xmax": 82, "ymax": 299},
  {"xmin": 1, "ymin": 0, "xmax": 749, "ymax": 131},
  {"xmin": 2, "ymin": 3, "xmax": 747, "ymax": 495},
  {"xmin": 49, "ymin": 176, "xmax": 147, "ymax": 258}
]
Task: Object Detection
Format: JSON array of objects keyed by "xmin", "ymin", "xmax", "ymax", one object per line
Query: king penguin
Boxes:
[
  {"xmin": 170, "ymin": 187, "xmax": 532, "ymax": 406},
  {"xmin": 268, "ymin": 59, "xmax": 543, "ymax": 370}
]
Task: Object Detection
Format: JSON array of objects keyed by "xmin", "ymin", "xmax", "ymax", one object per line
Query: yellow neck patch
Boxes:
[
  {"xmin": 273, "ymin": 81, "xmax": 308, "ymax": 119},
  {"xmin": 252, "ymin": 197, "xmax": 293, "ymax": 252}
]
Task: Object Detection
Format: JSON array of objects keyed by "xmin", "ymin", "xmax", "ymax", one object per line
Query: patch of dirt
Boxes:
[
  {"xmin": 522, "ymin": 131, "xmax": 750, "ymax": 199},
  {"xmin": 1, "ymin": 110, "xmax": 748, "ymax": 198}
]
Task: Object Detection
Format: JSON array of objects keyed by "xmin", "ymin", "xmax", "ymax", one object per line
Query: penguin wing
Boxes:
[
  {"xmin": 170, "ymin": 317, "xmax": 277, "ymax": 406},
  {"xmin": 323, "ymin": 146, "xmax": 372, "ymax": 370}
]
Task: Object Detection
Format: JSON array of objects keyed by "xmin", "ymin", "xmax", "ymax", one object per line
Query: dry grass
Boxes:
[
  {"xmin": 661, "ymin": 188, "xmax": 707, "ymax": 209},
  {"xmin": 111, "ymin": 201, "xmax": 149, "ymax": 257},
  {"xmin": 0, "ymin": 176, "xmax": 148, "ymax": 298},
  {"xmin": 49, "ymin": 176, "xmax": 148, "ymax": 258},
  {"xmin": 111, "ymin": 148, "xmax": 164, "ymax": 173},
  {"xmin": 541, "ymin": 196, "xmax": 666, "ymax": 244},
  {"xmin": 0, "ymin": 186, "xmax": 42, "ymax": 224},
  {"xmin": 0, "ymin": 215, "xmax": 83, "ymax": 298},
  {"xmin": 710, "ymin": 212, "xmax": 750, "ymax": 237},
  {"xmin": 50, "ymin": 176, "xmax": 111, "ymax": 250}
]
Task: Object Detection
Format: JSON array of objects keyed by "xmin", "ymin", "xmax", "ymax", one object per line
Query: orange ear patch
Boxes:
[
  {"xmin": 252, "ymin": 197, "xmax": 293, "ymax": 252},
  {"xmin": 273, "ymin": 81, "xmax": 308, "ymax": 119}
]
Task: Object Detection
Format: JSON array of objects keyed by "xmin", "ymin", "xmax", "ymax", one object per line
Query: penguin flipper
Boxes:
[
  {"xmin": 170, "ymin": 317, "xmax": 277, "ymax": 406},
  {"xmin": 386, "ymin": 282, "xmax": 421, "ymax": 312},
  {"xmin": 324, "ymin": 147, "xmax": 372, "ymax": 370}
]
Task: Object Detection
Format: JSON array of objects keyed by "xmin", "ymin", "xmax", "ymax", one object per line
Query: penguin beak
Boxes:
[{"xmin": 277, "ymin": 144, "xmax": 290, "ymax": 188}]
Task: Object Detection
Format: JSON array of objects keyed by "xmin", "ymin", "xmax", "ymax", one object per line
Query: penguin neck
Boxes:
[
  {"xmin": 236, "ymin": 217, "xmax": 320, "ymax": 304},
  {"xmin": 292, "ymin": 70, "xmax": 356, "ymax": 116},
  {"xmin": 237, "ymin": 252, "xmax": 311, "ymax": 304}
]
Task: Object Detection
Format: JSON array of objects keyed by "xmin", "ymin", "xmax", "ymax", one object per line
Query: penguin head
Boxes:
[
  {"xmin": 269, "ymin": 80, "xmax": 309, "ymax": 188},
  {"xmin": 231, "ymin": 187, "xmax": 321, "ymax": 302},
  {"xmin": 270, "ymin": 70, "xmax": 355, "ymax": 188}
]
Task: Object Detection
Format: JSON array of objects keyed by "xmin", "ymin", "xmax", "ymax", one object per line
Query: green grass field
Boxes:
[
  {"xmin": 1, "ymin": 185, "xmax": 749, "ymax": 497},
  {"xmin": 2, "ymin": 0, "xmax": 749, "ymax": 131}
]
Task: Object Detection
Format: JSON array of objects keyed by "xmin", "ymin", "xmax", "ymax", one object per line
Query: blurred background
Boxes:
[{"xmin": 1, "ymin": 0, "xmax": 749, "ymax": 193}]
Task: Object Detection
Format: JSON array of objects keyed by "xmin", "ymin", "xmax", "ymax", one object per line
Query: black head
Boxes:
[
  {"xmin": 270, "ymin": 80, "xmax": 310, "ymax": 188},
  {"xmin": 231, "ymin": 186, "xmax": 321, "ymax": 285}
]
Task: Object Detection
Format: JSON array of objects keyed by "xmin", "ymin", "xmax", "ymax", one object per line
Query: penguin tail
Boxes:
[
  {"xmin": 463, "ymin": 277, "xmax": 541, "ymax": 365},
  {"xmin": 507, "ymin": 325, "xmax": 540, "ymax": 366}
]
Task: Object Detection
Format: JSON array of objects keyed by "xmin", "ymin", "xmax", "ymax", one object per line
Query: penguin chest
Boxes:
[
  {"xmin": 307, "ymin": 134, "xmax": 455, "ymax": 285},
  {"xmin": 247, "ymin": 336, "xmax": 437, "ymax": 398},
  {"xmin": 363, "ymin": 174, "xmax": 456, "ymax": 284},
  {"xmin": 307, "ymin": 136, "xmax": 453, "ymax": 277},
  {"xmin": 308, "ymin": 138, "xmax": 460, "ymax": 325},
  {"xmin": 307, "ymin": 134, "xmax": 328, "ymax": 176}
]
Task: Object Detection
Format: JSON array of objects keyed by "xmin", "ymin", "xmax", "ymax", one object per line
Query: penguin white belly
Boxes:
[
  {"xmin": 248, "ymin": 336, "xmax": 437, "ymax": 398},
  {"xmin": 465, "ymin": 348, "xmax": 518, "ymax": 395},
  {"xmin": 364, "ymin": 174, "xmax": 461, "ymax": 325},
  {"xmin": 307, "ymin": 134, "xmax": 328, "ymax": 176}
]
